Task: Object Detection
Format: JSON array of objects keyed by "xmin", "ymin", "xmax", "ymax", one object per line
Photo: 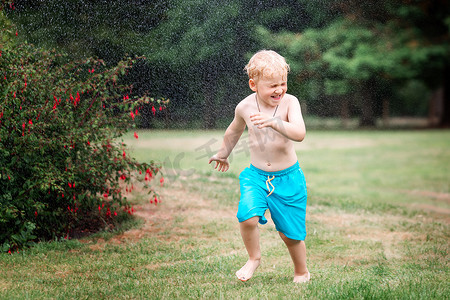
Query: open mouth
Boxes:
[{"xmin": 271, "ymin": 95, "xmax": 282, "ymax": 101}]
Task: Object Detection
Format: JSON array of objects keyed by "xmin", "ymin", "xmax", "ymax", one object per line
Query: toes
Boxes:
[
  {"xmin": 293, "ymin": 272, "xmax": 310, "ymax": 283},
  {"xmin": 236, "ymin": 270, "xmax": 248, "ymax": 282}
]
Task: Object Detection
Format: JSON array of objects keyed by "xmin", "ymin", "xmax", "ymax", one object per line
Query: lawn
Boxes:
[{"xmin": 1, "ymin": 129, "xmax": 449, "ymax": 299}]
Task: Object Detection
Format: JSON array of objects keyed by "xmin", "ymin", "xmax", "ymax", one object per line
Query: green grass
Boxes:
[{"xmin": 1, "ymin": 129, "xmax": 449, "ymax": 299}]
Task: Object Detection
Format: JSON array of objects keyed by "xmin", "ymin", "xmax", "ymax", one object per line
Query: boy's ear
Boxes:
[{"xmin": 249, "ymin": 79, "xmax": 257, "ymax": 92}]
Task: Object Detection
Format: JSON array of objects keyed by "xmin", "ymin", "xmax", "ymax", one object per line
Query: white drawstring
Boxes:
[{"xmin": 266, "ymin": 175, "xmax": 275, "ymax": 197}]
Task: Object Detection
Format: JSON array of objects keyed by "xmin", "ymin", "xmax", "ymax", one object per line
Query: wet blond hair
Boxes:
[{"xmin": 244, "ymin": 50, "xmax": 290, "ymax": 81}]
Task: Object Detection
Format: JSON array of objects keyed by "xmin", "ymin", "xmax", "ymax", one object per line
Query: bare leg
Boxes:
[
  {"xmin": 236, "ymin": 217, "xmax": 261, "ymax": 281},
  {"xmin": 279, "ymin": 232, "xmax": 310, "ymax": 283}
]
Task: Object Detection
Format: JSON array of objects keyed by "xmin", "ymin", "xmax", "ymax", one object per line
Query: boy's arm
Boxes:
[
  {"xmin": 209, "ymin": 105, "xmax": 246, "ymax": 172},
  {"xmin": 250, "ymin": 97, "xmax": 306, "ymax": 142}
]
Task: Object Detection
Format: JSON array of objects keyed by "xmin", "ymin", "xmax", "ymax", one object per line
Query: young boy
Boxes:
[{"xmin": 209, "ymin": 50, "xmax": 310, "ymax": 283}]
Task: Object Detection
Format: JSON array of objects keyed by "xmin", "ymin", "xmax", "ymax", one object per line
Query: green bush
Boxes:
[{"xmin": 0, "ymin": 22, "xmax": 166, "ymax": 252}]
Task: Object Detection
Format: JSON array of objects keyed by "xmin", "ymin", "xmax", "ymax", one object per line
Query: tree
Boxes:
[
  {"xmin": 5, "ymin": 0, "xmax": 172, "ymax": 64},
  {"xmin": 143, "ymin": 0, "xmax": 341, "ymax": 128},
  {"xmin": 257, "ymin": 0, "xmax": 450, "ymax": 126}
]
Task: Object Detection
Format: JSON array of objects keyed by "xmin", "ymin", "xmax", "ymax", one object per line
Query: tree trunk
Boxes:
[
  {"xmin": 382, "ymin": 98, "xmax": 390, "ymax": 127},
  {"xmin": 428, "ymin": 87, "xmax": 443, "ymax": 127},
  {"xmin": 438, "ymin": 66, "xmax": 450, "ymax": 128},
  {"xmin": 340, "ymin": 96, "xmax": 350, "ymax": 128},
  {"xmin": 359, "ymin": 80, "xmax": 376, "ymax": 127}
]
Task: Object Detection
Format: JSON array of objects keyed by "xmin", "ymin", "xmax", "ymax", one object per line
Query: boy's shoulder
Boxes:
[
  {"xmin": 235, "ymin": 94, "xmax": 255, "ymax": 112},
  {"xmin": 239, "ymin": 93, "xmax": 256, "ymax": 105},
  {"xmin": 283, "ymin": 93, "xmax": 299, "ymax": 103}
]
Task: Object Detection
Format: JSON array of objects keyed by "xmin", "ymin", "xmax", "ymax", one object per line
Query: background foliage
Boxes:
[
  {"xmin": 0, "ymin": 12, "xmax": 164, "ymax": 251},
  {"xmin": 5, "ymin": 0, "xmax": 449, "ymax": 128}
]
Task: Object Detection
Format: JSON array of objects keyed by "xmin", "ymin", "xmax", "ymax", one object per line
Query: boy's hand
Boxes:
[
  {"xmin": 208, "ymin": 155, "xmax": 229, "ymax": 172},
  {"xmin": 250, "ymin": 112, "xmax": 276, "ymax": 129}
]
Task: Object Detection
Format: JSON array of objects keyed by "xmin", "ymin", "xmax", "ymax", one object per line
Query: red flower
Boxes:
[
  {"xmin": 28, "ymin": 119, "xmax": 32, "ymax": 125},
  {"xmin": 123, "ymin": 151, "xmax": 126, "ymax": 158},
  {"xmin": 152, "ymin": 106, "xmax": 156, "ymax": 116},
  {"xmin": 160, "ymin": 177, "xmax": 164, "ymax": 186},
  {"xmin": 130, "ymin": 111, "xmax": 135, "ymax": 120},
  {"xmin": 134, "ymin": 131, "xmax": 138, "ymax": 139}
]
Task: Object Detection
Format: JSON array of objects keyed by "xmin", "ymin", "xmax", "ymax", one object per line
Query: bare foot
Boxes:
[
  {"xmin": 235, "ymin": 259, "xmax": 260, "ymax": 282},
  {"xmin": 293, "ymin": 271, "xmax": 310, "ymax": 283}
]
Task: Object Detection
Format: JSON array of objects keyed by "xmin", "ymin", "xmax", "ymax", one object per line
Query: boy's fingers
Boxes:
[{"xmin": 209, "ymin": 158, "xmax": 228, "ymax": 172}]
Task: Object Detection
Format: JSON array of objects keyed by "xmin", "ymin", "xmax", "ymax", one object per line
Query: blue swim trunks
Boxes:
[{"xmin": 237, "ymin": 161, "xmax": 307, "ymax": 241}]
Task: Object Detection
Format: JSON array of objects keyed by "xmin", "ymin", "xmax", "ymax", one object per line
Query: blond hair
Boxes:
[{"xmin": 244, "ymin": 50, "xmax": 290, "ymax": 81}]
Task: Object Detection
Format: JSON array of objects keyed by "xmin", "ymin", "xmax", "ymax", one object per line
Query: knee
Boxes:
[
  {"xmin": 279, "ymin": 231, "xmax": 301, "ymax": 245},
  {"xmin": 240, "ymin": 216, "xmax": 259, "ymax": 229}
]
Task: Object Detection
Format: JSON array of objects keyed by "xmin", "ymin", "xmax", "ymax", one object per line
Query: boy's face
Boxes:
[{"xmin": 249, "ymin": 73, "xmax": 287, "ymax": 107}]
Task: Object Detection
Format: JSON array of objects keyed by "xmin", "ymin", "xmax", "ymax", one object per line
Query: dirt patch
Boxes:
[
  {"xmin": 401, "ymin": 189, "xmax": 450, "ymax": 204},
  {"xmin": 348, "ymin": 230, "xmax": 425, "ymax": 260},
  {"xmin": 412, "ymin": 204, "xmax": 450, "ymax": 222},
  {"xmin": 88, "ymin": 180, "xmax": 236, "ymax": 251},
  {"xmin": 0, "ymin": 281, "xmax": 10, "ymax": 292},
  {"xmin": 309, "ymin": 208, "xmax": 427, "ymax": 261},
  {"xmin": 395, "ymin": 189, "xmax": 450, "ymax": 222}
]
